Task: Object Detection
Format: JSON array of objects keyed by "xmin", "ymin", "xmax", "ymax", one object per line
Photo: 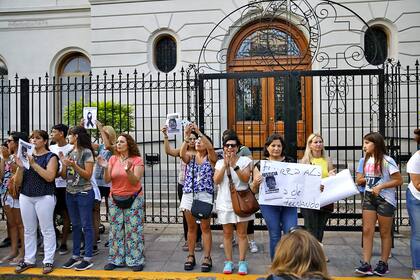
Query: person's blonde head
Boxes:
[
  {"xmin": 102, "ymin": 126, "xmax": 117, "ymax": 144},
  {"xmin": 301, "ymin": 133, "xmax": 328, "ymax": 164},
  {"xmin": 270, "ymin": 229, "xmax": 331, "ymax": 280}
]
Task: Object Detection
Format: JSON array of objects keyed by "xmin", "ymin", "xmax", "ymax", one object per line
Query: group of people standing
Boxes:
[
  {"xmin": 0, "ymin": 122, "xmax": 145, "ymax": 274},
  {"xmin": 163, "ymin": 123, "xmax": 419, "ymax": 279},
  {"xmin": 0, "ymin": 120, "xmax": 418, "ymax": 279}
]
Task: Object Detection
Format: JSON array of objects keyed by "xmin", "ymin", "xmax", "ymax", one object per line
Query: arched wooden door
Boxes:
[{"xmin": 227, "ymin": 21, "xmax": 312, "ymax": 156}]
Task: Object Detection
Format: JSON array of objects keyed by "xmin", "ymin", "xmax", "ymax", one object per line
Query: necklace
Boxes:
[{"xmin": 119, "ymin": 155, "xmax": 129, "ymax": 163}]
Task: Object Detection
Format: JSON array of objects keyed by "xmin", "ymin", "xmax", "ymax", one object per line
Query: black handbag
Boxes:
[
  {"xmin": 112, "ymin": 191, "xmax": 140, "ymax": 209},
  {"xmin": 189, "ymin": 156, "xmax": 214, "ymax": 220}
]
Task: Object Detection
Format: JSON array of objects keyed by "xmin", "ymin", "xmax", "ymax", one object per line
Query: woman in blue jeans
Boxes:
[
  {"xmin": 251, "ymin": 134, "xmax": 297, "ymax": 260},
  {"xmin": 60, "ymin": 126, "xmax": 95, "ymax": 271},
  {"xmin": 407, "ymin": 128, "xmax": 420, "ymax": 280}
]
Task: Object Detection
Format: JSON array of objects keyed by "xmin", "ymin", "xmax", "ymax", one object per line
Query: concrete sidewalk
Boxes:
[{"xmin": 0, "ymin": 222, "xmax": 412, "ymax": 279}]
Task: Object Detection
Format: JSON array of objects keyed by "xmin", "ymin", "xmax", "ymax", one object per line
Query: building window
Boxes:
[
  {"xmin": 364, "ymin": 26, "xmax": 388, "ymax": 65},
  {"xmin": 58, "ymin": 54, "xmax": 91, "ymax": 78},
  {"xmin": 0, "ymin": 59, "xmax": 7, "ymax": 76},
  {"xmin": 0, "ymin": 58, "xmax": 9, "ymax": 135},
  {"xmin": 155, "ymin": 35, "xmax": 177, "ymax": 73},
  {"xmin": 57, "ymin": 53, "xmax": 91, "ymax": 111}
]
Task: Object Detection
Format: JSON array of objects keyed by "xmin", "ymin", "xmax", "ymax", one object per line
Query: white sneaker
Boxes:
[
  {"xmin": 413, "ymin": 271, "xmax": 420, "ymax": 280},
  {"xmin": 249, "ymin": 240, "xmax": 258, "ymax": 253},
  {"xmin": 219, "ymin": 238, "xmax": 237, "ymax": 249}
]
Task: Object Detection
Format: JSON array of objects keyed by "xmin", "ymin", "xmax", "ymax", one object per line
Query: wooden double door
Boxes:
[{"xmin": 227, "ymin": 21, "xmax": 312, "ymax": 156}]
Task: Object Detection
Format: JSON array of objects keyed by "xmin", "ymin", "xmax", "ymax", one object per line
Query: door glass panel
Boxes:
[
  {"xmin": 274, "ymin": 77, "xmax": 302, "ymax": 121},
  {"xmin": 235, "ymin": 78, "xmax": 262, "ymax": 121},
  {"xmin": 236, "ymin": 29, "xmax": 300, "ymax": 58}
]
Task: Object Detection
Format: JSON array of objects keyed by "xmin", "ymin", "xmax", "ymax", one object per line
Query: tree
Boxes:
[{"xmin": 62, "ymin": 100, "xmax": 135, "ymax": 134}]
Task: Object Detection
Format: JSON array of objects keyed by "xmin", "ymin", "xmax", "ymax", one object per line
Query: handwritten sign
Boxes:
[
  {"xmin": 260, "ymin": 160, "xmax": 322, "ymax": 209},
  {"xmin": 319, "ymin": 169, "xmax": 359, "ymax": 207}
]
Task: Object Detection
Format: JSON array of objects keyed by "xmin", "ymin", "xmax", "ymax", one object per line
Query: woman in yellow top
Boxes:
[{"xmin": 300, "ymin": 133, "xmax": 335, "ymax": 257}]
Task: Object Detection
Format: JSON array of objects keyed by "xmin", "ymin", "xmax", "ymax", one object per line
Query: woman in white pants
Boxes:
[{"xmin": 13, "ymin": 130, "xmax": 59, "ymax": 274}]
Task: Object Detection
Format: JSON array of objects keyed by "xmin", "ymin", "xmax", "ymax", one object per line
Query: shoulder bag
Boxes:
[
  {"xmin": 190, "ymin": 156, "xmax": 214, "ymax": 220},
  {"xmin": 227, "ymin": 165, "xmax": 259, "ymax": 217}
]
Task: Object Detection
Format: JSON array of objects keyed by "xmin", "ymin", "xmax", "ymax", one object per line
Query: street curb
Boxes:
[{"xmin": 0, "ymin": 267, "xmax": 411, "ymax": 280}]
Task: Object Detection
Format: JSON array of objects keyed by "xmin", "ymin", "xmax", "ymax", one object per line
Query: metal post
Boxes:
[
  {"xmin": 284, "ymin": 73, "xmax": 298, "ymax": 158},
  {"xmin": 198, "ymin": 75, "xmax": 205, "ymax": 132},
  {"xmin": 20, "ymin": 78, "xmax": 30, "ymax": 135}
]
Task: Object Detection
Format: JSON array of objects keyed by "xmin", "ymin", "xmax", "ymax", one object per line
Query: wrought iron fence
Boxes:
[{"xmin": 0, "ymin": 61, "xmax": 418, "ymax": 230}]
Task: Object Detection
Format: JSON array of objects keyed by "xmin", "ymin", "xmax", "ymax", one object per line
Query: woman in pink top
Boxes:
[{"xmin": 98, "ymin": 133, "xmax": 145, "ymax": 272}]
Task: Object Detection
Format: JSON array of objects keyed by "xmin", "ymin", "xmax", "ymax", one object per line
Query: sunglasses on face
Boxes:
[
  {"xmin": 6, "ymin": 139, "xmax": 14, "ymax": 143},
  {"xmin": 224, "ymin": 143, "xmax": 237, "ymax": 148}
]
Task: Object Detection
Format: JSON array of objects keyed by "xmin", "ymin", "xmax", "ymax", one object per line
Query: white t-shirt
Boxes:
[
  {"xmin": 407, "ymin": 151, "xmax": 420, "ymax": 200},
  {"xmin": 215, "ymin": 156, "xmax": 252, "ymax": 212},
  {"xmin": 49, "ymin": 143, "xmax": 73, "ymax": 188},
  {"xmin": 357, "ymin": 155, "xmax": 400, "ymax": 207}
]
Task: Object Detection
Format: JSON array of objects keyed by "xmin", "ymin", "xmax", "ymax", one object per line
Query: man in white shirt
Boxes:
[{"xmin": 49, "ymin": 124, "xmax": 73, "ymax": 255}]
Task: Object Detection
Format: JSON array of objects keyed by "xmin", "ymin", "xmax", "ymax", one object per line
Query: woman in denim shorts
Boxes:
[{"xmin": 355, "ymin": 132, "xmax": 403, "ymax": 276}]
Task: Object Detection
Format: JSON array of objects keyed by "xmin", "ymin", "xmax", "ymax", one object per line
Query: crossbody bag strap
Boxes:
[{"xmin": 191, "ymin": 155, "xmax": 196, "ymax": 199}]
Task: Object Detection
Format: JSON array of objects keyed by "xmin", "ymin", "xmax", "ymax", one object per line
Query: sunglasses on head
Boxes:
[
  {"xmin": 6, "ymin": 139, "xmax": 14, "ymax": 143},
  {"xmin": 288, "ymin": 225, "xmax": 307, "ymax": 233},
  {"xmin": 224, "ymin": 143, "xmax": 237, "ymax": 148}
]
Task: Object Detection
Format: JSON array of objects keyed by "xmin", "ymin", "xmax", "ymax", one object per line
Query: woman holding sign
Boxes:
[
  {"xmin": 179, "ymin": 123, "xmax": 217, "ymax": 272},
  {"xmin": 214, "ymin": 133, "xmax": 253, "ymax": 275},
  {"xmin": 251, "ymin": 134, "xmax": 297, "ymax": 260},
  {"xmin": 355, "ymin": 132, "xmax": 402, "ymax": 276},
  {"xmin": 300, "ymin": 133, "xmax": 335, "ymax": 259}
]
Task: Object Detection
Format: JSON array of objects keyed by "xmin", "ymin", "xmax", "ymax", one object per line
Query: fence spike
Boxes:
[
  {"xmin": 134, "ymin": 69, "xmax": 138, "ymax": 75},
  {"xmin": 15, "ymin": 73, "xmax": 18, "ymax": 79},
  {"xmin": 118, "ymin": 69, "xmax": 122, "ymax": 75},
  {"xmin": 416, "ymin": 59, "xmax": 419, "ymax": 66},
  {"xmin": 103, "ymin": 70, "xmax": 107, "ymax": 76}
]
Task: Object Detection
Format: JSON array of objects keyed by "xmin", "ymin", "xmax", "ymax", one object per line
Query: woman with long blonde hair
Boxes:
[
  {"xmin": 300, "ymin": 133, "xmax": 335, "ymax": 260},
  {"xmin": 267, "ymin": 229, "xmax": 331, "ymax": 280}
]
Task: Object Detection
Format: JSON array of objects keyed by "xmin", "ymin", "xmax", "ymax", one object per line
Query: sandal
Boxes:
[
  {"xmin": 15, "ymin": 262, "xmax": 35, "ymax": 274},
  {"xmin": 10, "ymin": 257, "xmax": 24, "ymax": 266},
  {"xmin": 201, "ymin": 256, "xmax": 212, "ymax": 272},
  {"xmin": 42, "ymin": 263, "xmax": 54, "ymax": 274},
  {"xmin": 184, "ymin": 254, "xmax": 196, "ymax": 271},
  {"xmin": 0, "ymin": 254, "xmax": 16, "ymax": 264}
]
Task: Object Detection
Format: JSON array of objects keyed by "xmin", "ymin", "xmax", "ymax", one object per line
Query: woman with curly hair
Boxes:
[{"xmin": 98, "ymin": 133, "xmax": 145, "ymax": 272}]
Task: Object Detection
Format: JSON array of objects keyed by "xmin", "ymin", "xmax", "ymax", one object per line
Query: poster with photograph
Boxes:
[
  {"xmin": 83, "ymin": 107, "xmax": 97, "ymax": 129},
  {"xmin": 18, "ymin": 139, "xmax": 35, "ymax": 169},
  {"xmin": 165, "ymin": 113, "xmax": 182, "ymax": 135},
  {"xmin": 259, "ymin": 160, "xmax": 322, "ymax": 209}
]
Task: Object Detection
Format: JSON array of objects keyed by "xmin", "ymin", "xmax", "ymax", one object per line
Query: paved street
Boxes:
[{"xmin": 0, "ymin": 221, "xmax": 412, "ymax": 278}]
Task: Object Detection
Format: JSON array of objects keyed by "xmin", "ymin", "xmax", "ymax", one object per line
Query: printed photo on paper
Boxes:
[
  {"xmin": 18, "ymin": 139, "xmax": 35, "ymax": 170},
  {"xmin": 83, "ymin": 107, "xmax": 98, "ymax": 129},
  {"xmin": 165, "ymin": 113, "xmax": 182, "ymax": 135}
]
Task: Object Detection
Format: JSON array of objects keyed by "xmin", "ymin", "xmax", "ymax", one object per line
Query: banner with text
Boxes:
[{"xmin": 260, "ymin": 160, "xmax": 322, "ymax": 209}]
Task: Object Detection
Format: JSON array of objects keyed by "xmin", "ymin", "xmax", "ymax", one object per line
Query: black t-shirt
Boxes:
[{"xmin": 21, "ymin": 152, "xmax": 58, "ymax": 197}]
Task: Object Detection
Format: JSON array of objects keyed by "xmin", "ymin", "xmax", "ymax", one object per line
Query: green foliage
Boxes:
[{"xmin": 62, "ymin": 100, "xmax": 135, "ymax": 134}]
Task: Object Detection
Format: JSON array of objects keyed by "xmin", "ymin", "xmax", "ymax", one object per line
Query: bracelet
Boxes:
[
  {"xmin": 184, "ymin": 137, "xmax": 189, "ymax": 143},
  {"xmin": 163, "ymin": 136, "xmax": 168, "ymax": 139}
]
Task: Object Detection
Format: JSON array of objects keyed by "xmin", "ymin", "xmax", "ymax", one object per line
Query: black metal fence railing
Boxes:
[{"xmin": 0, "ymin": 61, "xmax": 418, "ymax": 230}]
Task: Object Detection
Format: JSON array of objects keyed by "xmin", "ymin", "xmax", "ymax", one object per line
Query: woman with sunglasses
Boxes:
[
  {"xmin": 251, "ymin": 133, "xmax": 296, "ymax": 260},
  {"xmin": 161, "ymin": 125, "xmax": 202, "ymax": 252},
  {"xmin": 179, "ymin": 123, "xmax": 217, "ymax": 272},
  {"xmin": 0, "ymin": 132, "xmax": 28, "ymax": 266},
  {"xmin": 214, "ymin": 133, "xmax": 253, "ymax": 275}
]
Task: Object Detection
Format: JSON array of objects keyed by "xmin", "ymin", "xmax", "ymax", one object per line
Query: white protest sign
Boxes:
[
  {"xmin": 83, "ymin": 107, "xmax": 97, "ymax": 129},
  {"xmin": 165, "ymin": 113, "xmax": 182, "ymax": 135},
  {"xmin": 260, "ymin": 160, "xmax": 322, "ymax": 210},
  {"xmin": 18, "ymin": 139, "xmax": 35, "ymax": 170},
  {"xmin": 319, "ymin": 169, "xmax": 359, "ymax": 207}
]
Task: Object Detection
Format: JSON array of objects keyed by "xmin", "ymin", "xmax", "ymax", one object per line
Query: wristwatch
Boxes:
[{"xmin": 233, "ymin": 166, "xmax": 240, "ymax": 171}]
